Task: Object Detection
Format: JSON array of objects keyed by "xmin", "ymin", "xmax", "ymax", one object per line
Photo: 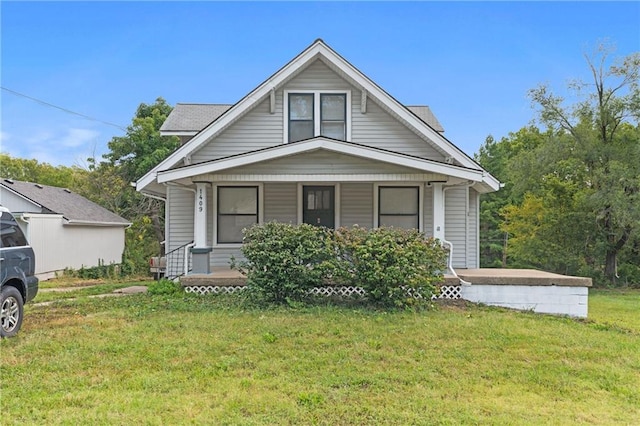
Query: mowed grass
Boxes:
[{"xmin": 1, "ymin": 287, "xmax": 639, "ymax": 425}]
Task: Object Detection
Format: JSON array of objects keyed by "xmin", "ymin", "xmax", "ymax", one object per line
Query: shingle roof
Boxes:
[
  {"xmin": 160, "ymin": 103, "xmax": 444, "ymax": 134},
  {"xmin": 0, "ymin": 179, "xmax": 130, "ymax": 225},
  {"xmin": 160, "ymin": 103, "xmax": 232, "ymax": 133},
  {"xmin": 406, "ymin": 106, "xmax": 444, "ymax": 133}
]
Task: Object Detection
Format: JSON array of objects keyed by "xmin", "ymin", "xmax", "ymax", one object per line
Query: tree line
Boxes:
[
  {"xmin": 476, "ymin": 45, "xmax": 639, "ymax": 286},
  {"xmin": 1, "ymin": 45, "xmax": 637, "ymax": 285}
]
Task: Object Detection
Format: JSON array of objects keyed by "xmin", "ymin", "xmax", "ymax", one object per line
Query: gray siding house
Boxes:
[
  {"xmin": 137, "ymin": 39, "xmax": 500, "ymax": 277},
  {"xmin": 0, "ymin": 179, "xmax": 130, "ymax": 279}
]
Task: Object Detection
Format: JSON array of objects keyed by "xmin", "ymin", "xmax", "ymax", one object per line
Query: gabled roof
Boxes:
[
  {"xmin": 0, "ymin": 179, "xmax": 130, "ymax": 226},
  {"xmin": 161, "ymin": 103, "xmax": 444, "ymax": 135},
  {"xmin": 138, "ymin": 39, "xmax": 498, "ymax": 192}
]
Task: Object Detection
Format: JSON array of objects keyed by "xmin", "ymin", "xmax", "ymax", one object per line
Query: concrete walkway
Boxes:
[{"xmin": 32, "ymin": 285, "xmax": 147, "ymax": 307}]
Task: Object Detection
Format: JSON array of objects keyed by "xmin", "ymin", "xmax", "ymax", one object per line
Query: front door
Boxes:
[{"xmin": 303, "ymin": 186, "xmax": 335, "ymax": 229}]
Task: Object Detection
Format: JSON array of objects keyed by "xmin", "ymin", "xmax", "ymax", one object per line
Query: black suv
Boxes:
[{"xmin": 1, "ymin": 207, "xmax": 38, "ymax": 337}]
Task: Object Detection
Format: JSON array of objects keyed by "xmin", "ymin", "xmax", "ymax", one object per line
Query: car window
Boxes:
[{"xmin": 0, "ymin": 212, "xmax": 28, "ymax": 248}]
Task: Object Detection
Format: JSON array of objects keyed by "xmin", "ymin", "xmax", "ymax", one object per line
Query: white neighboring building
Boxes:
[{"xmin": 0, "ymin": 179, "xmax": 130, "ymax": 280}]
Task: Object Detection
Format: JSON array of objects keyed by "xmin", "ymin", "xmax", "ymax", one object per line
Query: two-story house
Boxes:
[{"xmin": 136, "ymin": 39, "xmax": 501, "ymax": 278}]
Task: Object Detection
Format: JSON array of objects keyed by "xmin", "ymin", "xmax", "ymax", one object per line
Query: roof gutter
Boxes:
[{"xmin": 63, "ymin": 220, "xmax": 131, "ymax": 227}]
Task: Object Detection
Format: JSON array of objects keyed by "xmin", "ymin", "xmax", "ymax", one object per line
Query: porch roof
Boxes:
[{"xmin": 153, "ymin": 137, "xmax": 499, "ymax": 193}]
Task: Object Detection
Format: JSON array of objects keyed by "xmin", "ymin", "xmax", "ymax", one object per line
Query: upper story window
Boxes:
[{"xmin": 286, "ymin": 91, "xmax": 350, "ymax": 143}]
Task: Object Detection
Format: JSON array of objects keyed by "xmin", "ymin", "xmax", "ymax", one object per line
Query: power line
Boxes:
[{"xmin": 1, "ymin": 86, "xmax": 127, "ymax": 131}]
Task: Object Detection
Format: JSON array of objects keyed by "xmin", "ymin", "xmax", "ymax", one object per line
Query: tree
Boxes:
[
  {"xmin": 524, "ymin": 44, "xmax": 640, "ymax": 283},
  {"xmin": 475, "ymin": 127, "xmax": 547, "ymax": 267},
  {"xmin": 104, "ymin": 97, "xmax": 179, "ymax": 182},
  {"xmin": 102, "ymin": 97, "xmax": 179, "ymax": 246},
  {"xmin": 0, "ymin": 153, "xmax": 87, "ymax": 189}
]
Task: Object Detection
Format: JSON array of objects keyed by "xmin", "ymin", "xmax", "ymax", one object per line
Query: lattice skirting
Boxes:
[{"xmin": 185, "ymin": 285, "xmax": 461, "ymax": 300}]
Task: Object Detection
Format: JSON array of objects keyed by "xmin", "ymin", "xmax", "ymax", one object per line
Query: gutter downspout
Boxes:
[{"xmin": 441, "ymin": 180, "xmax": 476, "ymax": 286}]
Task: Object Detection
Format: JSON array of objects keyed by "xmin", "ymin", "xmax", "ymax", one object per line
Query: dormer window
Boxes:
[{"xmin": 285, "ymin": 91, "xmax": 350, "ymax": 143}]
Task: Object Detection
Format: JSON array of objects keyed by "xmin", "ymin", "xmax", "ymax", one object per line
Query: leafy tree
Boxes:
[
  {"xmin": 0, "ymin": 153, "xmax": 87, "ymax": 189},
  {"xmin": 104, "ymin": 97, "xmax": 179, "ymax": 182},
  {"xmin": 511, "ymin": 44, "xmax": 640, "ymax": 284},
  {"xmin": 475, "ymin": 127, "xmax": 546, "ymax": 267},
  {"xmin": 102, "ymin": 97, "xmax": 179, "ymax": 247}
]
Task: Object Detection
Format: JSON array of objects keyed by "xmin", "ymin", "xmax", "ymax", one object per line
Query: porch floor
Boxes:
[{"xmin": 179, "ymin": 268, "xmax": 592, "ymax": 288}]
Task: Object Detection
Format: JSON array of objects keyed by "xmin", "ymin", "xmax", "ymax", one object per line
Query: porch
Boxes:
[{"xmin": 178, "ymin": 267, "xmax": 592, "ymax": 318}]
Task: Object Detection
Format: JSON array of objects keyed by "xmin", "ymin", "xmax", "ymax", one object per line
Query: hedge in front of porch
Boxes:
[{"xmin": 231, "ymin": 222, "xmax": 448, "ymax": 308}]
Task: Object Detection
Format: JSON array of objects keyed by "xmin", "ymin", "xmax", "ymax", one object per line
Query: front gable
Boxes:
[
  {"xmin": 138, "ymin": 39, "xmax": 499, "ymax": 194},
  {"xmin": 189, "ymin": 58, "xmax": 447, "ymax": 165}
]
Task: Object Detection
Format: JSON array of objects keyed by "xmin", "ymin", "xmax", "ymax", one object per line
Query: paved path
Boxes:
[{"xmin": 32, "ymin": 285, "xmax": 148, "ymax": 307}]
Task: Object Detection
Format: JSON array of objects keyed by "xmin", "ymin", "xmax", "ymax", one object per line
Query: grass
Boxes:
[{"xmin": 1, "ymin": 284, "xmax": 639, "ymax": 425}]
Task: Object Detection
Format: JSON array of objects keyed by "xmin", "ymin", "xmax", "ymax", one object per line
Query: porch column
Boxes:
[
  {"xmin": 192, "ymin": 181, "xmax": 212, "ymax": 274},
  {"xmin": 431, "ymin": 183, "xmax": 445, "ymax": 241}
]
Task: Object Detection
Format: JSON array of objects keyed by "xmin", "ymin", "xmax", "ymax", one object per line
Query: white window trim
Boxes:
[
  {"xmin": 373, "ymin": 183, "xmax": 424, "ymax": 232},
  {"xmin": 283, "ymin": 90, "xmax": 351, "ymax": 144},
  {"xmin": 297, "ymin": 182, "xmax": 341, "ymax": 228},
  {"xmin": 212, "ymin": 183, "xmax": 264, "ymax": 247}
]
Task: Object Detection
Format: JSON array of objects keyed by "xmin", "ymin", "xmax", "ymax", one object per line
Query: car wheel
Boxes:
[{"xmin": 1, "ymin": 286, "xmax": 24, "ymax": 338}]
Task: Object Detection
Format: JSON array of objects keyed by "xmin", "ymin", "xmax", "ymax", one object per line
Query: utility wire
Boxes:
[{"xmin": 1, "ymin": 86, "xmax": 127, "ymax": 131}]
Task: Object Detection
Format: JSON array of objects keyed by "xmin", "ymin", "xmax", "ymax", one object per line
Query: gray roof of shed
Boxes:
[
  {"xmin": 160, "ymin": 103, "xmax": 444, "ymax": 133},
  {"xmin": 0, "ymin": 179, "xmax": 130, "ymax": 225}
]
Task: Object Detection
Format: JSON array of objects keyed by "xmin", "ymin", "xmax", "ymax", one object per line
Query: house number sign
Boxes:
[{"xmin": 198, "ymin": 188, "xmax": 204, "ymax": 212}]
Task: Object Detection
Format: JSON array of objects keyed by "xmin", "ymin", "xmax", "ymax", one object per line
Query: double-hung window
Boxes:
[
  {"xmin": 320, "ymin": 94, "xmax": 346, "ymax": 140},
  {"xmin": 287, "ymin": 92, "xmax": 348, "ymax": 142},
  {"xmin": 217, "ymin": 186, "xmax": 258, "ymax": 244},
  {"xmin": 378, "ymin": 186, "xmax": 420, "ymax": 230}
]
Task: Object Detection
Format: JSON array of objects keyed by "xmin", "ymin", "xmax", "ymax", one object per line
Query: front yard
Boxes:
[{"xmin": 1, "ymin": 284, "xmax": 638, "ymax": 425}]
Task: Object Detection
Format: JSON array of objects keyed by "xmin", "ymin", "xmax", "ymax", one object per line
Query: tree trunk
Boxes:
[{"xmin": 604, "ymin": 249, "xmax": 617, "ymax": 284}]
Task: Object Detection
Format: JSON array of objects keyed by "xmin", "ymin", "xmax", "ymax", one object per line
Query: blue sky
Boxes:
[{"xmin": 1, "ymin": 1, "xmax": 638, "ymax": 167}]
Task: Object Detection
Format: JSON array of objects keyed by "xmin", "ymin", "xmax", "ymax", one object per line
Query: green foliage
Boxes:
[
  {"xmin": 477, "ymin": 46, "xmax": 640, "ymax": 286},
  {"xmin": 232, "ymin": 222, "xmax": 336, "ymax": 304},
  {"xmin": 333, "ymin": 226, "xmax": 448, "ymax": 308},
  {"xmin": 120, "ymin": 216, "xmax": 162, "ymax": 277},
  {"xmin": 103, "ymin": 97, "xmax": 179, "ymax": 182},
  {"xmin": 0, "ymin": 153, "xmax": 88, "ymax": 189},
  {"xmin": 147, "ymin": 279, "xmax": 182, "ymax": 295},
  {"xmin": 475, "ymin": 128, "xmax": 548, "ymax": 268},
  {"xmin": 234, "ymin": 223, "xmax": 447, "ymax": 308},
  {"xmin": 64, "ymin": 260, "xmax": 122, "ymax": 280}
]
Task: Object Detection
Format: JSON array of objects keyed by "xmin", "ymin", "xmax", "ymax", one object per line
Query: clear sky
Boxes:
[{"xmin": 1, "ymin": 1, "xmax": 638, "ymax": 167}]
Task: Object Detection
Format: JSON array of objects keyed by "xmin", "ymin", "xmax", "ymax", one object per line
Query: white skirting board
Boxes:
[{"xmin": 461, "ymin": 284, "xmax": 588, "ymax": 318}]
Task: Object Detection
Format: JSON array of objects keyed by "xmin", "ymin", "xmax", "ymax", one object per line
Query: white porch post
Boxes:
[
  {"xmin": 194, "ymin": 182, "xmax": 208, "ymax": 248},
  {"xmin": 192, "ymin": 181, "xmax": 212, "ymax": 274},
  {"xmin": 432, "ymin": 182, "xmax": 445, "ymax": 241}
]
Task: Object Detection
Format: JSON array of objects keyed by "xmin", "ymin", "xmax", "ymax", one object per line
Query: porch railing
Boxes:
[{"xmin": 165, "ymin": 241, "xmax": 194, "ymax": 280}]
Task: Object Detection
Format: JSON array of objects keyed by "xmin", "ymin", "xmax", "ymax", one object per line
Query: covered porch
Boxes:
[{"xmin": 153, "ymin": 138, "xmax": 499, "ymax": 277}]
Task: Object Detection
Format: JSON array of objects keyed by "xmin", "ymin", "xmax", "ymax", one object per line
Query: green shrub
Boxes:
[
  {"xmin": 333, "ymin": 226, "xmax": 448, "ymax": 308},
  {"xmin": 234, "ymin": 223, "xmax": 448, "ymax": 309},
  {"xmin": 232, "ymin": 222, "xmax": 336, "ymax": 304},
  {"xmin": 147, "ymin": 278, "xmax": 183, "ymax": 295}
]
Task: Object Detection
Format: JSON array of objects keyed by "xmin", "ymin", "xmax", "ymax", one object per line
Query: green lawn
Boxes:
[{"xmin": 1, "ymin": 286, "xmax": 639, "ymax": 425}]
